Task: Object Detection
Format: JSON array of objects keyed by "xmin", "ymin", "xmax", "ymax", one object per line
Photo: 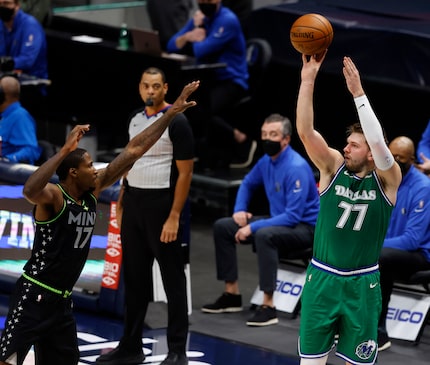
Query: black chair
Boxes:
[
  {"xmin": 244, "ymin": 38, "xmax": 272, "ymax": 103},
  {"xmin": 279, "ymin": 246, "xmax": 313, "ymax": 269},
  {"xmin": 408, "ymin": 271, "xmax": 430, "ymax": 293},
  {"xmin": 36, "ymin": 139, "xmax": 57, "ymax": 166},
  {"xmin": 394, "ymin": 270, "xmax": 430, "ymax": 294},
  {"xmin": 231, "ymin": 38, "xmax": 272, "ymax": 119},
  {"xmin": 229, "ymin": 38, "xmax": 272, "ymax": 168}
]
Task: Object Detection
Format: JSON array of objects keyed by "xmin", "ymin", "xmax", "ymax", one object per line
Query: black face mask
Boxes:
[
  {"xmin": 198, "ymin": 3, "xmax": 217, "ymax": 18},
  {"xmin": 0, "ymin": 7, "xmax": 14, "ymax": 22},
  {"xmin": 262, "ymin": 140, "xmax": 282, "ymax": 157},
  {"xmin": 397, "ymin": 161, "xmax": 411, "ymax": 177}
]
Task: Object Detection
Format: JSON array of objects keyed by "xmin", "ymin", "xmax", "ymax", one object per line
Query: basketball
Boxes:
[{"xmin": 290, "ymin": 13, "xmax": 334, "ymax": 55}]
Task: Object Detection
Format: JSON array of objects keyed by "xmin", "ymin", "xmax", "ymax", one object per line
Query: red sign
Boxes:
[{"xmin": 101, "ymin": 202, "xmax": 122, "ymax": 289}]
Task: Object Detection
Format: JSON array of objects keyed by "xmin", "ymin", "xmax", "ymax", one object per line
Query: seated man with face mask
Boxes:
[
  {"xmin": 0, "ymin": 0, "xmax": 49, "ymax": 120},
  {"xmin": 0, "ymin": 0, "xmax": 48, "ymax": 79},
  {"xmin": 166, "ymin": 0, "xmax": 254, "ymax": 169},
  {"xmin": 377, "ymin": 136, "xmax": 430, "ymax": 351},
  {"xmin": 201, "ymin": 113, "xmax": 320, "ymax": 326}
]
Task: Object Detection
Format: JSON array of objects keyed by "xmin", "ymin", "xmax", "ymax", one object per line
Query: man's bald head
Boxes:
[
  {"xmin": 389, "ymin": 136, "xmax": 415, "ymax": 159},
  {"xmin": 389, "ymin": 136, "xmax": 415, "ymax": 175},
  {"xmin": 0, "ymin": 75, "xmax": 20, "ymax": 102}
]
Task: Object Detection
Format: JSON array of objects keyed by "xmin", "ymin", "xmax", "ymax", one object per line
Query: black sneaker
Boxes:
[
  {"xmin": 378, "ymin": 330, "xmax": 392, "ymax": 351},
  {"xmin": 229, "ymin": 139, "xmax": 257, "ymax": 169},
  {"xmin": 246, "ymin": 305, "xmax": 279, "ymax": 326},
  {"xmin": 160, "ymin": 352, "xmax": 188, "ymax": 365},
  {"xmin": 95, "ymin": 346, "xmax": 145, "ymax": 365},
  {"xmin": 201, "ymin": 292, "xmax": 243, "ymax": 313}
]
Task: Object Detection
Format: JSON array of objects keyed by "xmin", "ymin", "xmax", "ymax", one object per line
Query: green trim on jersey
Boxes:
[
  {"xmin": 34, "ymin": 184, "xmax": 97, "ymax": 225},
  {"xmin": 34, "ymin": 199, "xmax": 67, "ymax": 225}
]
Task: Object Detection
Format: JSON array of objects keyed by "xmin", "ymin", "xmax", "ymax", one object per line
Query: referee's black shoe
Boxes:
[
  {"xmin": 160, "ymin": 352, "xmax": 188, "ymax": 365},
  {"xmin": 95, "ymin": 346, "xmax": 145, "ymax": 365}
]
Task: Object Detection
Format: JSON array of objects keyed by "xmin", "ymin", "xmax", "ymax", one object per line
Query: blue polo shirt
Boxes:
[
  {"xmin": 166, "ymin": 5, "xmax": 248, "ymax": 91},
  {"xmin": 0, "ymin": 101, "xmax": 41, "ymax": 164},
  {"xmin": 234, "ymin": 145, "xmax": 320, "ymax": 233},
  {"xmin": 383, "ymin": 165, "xmax": 430, "ymax": 262},
  {"xmin": 0, "ymin": 9, "xmax": 48, "ymax": 78}
]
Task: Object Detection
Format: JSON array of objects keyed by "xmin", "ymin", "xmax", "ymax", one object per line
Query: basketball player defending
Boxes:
[{"xmin": 0, "ymin": 80, "xmax": 199, "ymax": 365}]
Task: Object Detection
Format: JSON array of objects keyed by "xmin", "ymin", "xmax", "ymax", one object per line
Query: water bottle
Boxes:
[{"xmin": 118, "ymin": 23, "xmax": 130, "ymax": 50}]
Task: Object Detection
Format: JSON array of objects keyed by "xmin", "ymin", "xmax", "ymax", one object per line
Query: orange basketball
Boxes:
[{"xmin": 290, "ymin": 13, "xmax": 334, "ymax": 55}]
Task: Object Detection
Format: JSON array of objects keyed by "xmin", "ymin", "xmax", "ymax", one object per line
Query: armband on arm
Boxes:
[{"xmin": 354, "ymin": 95, "xmax": 394, "ymax": 171}]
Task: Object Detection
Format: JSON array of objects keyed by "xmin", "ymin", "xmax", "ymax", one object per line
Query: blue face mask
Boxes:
[
  {"xmin": 198, "ymin": 3, "xmax": 217, "ymax": 18},
  {"xmin": 262, "ymin": 140, "xmax": 282, "ymax": 156}
]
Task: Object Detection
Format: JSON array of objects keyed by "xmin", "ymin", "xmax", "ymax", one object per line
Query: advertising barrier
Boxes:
[
  {"xmin": 250, "ymin": 268, "xmax": 306, "ymax": 314},
  {"xmin": 387, "ymin": 291, "xmax": 430, "ymax": 342}
]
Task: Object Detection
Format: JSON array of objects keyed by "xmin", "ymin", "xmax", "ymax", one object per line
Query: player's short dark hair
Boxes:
[
  {"xmin": 56, "ymin": 148, "xmax": 87, "ymax": 181},
  {"xmin": 346, "ymin": 122, "xmax": 388, "ymax": 144}
]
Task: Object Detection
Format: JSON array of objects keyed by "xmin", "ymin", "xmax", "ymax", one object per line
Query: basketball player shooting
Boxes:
[{"xmin": 295, "ymin": 52, "xmax": 401, "ymax": 365}]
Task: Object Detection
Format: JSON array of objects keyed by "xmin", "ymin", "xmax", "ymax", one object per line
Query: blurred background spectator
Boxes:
[
  {"xmin": 0, "ymin": 0, "xmax": 48, "ymax": 79},
  {"xmin": 21, "ymin": 0, "xmax": 52, "ymax": 26},
  {"xmin": 416, "ymin": 120, "xmax": 430, "ymax": 176},
  {"xmin": 378, "ymin": 136, "xmax": 430, "ymax": 351},
  {"xmin": 0, "ymin": 0, "xmax": 49, "ymax": 121},
  {"xmin": 167, "ymin": 0, "xmax": 255, "ymax": 170},
  {"xmin": 147, "ymin": 0, "xmax": 195, "ymax": 50},
  {"xmin": 223, "ymin": 0, "xmax": 252, "ymax": 37},
  {"xmin": 0, "ymin": 75, "xmax": 41, "ymax": 164}
]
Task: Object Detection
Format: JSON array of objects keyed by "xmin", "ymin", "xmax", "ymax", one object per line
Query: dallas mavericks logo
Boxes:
[{"xmin": 355, "ymin": 340, "xmax": 376, "ymax": 360}]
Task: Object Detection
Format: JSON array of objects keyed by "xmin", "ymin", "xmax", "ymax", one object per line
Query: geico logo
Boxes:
[
  {"xmin": 275, "ymin": 280, "xmax": 302, "ymax": 296},
  {"xmin": 387, "ymin": 307, "xmax": 423, "ymax": 323}
]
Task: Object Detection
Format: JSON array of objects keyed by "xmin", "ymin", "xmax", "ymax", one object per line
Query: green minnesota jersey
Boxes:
[{"xmin": 314, "ymin": 164, "xmax": 393, "ymax": 269}]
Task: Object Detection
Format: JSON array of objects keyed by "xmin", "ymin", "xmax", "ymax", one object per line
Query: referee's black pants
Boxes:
[{"xmin": 119, "ymin": 187, "xmax": 188, "ymax": 355}]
